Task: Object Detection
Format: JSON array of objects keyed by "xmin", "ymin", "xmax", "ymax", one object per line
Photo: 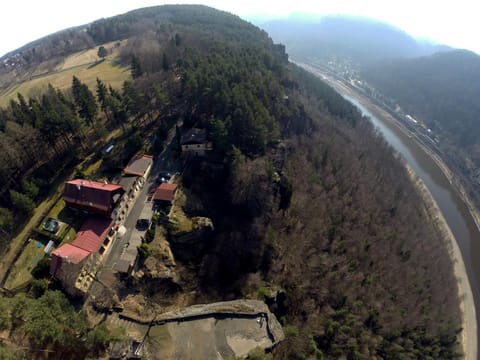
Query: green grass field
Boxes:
[
  {"xmin": 0, "ymin": 41, "xmax": 130, "ymax": 107},
  {"xmin": 5, "ymin": 198, "xmax": 82, "ymax": 289},
  {"xmin": 4, "ymin": 238, "xmax": 46, "ymax": 290}
]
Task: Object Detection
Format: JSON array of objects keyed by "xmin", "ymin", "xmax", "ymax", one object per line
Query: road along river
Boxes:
[{"xmin": 301, "ymin": 64, "xmax": 479, "ymax": 359}]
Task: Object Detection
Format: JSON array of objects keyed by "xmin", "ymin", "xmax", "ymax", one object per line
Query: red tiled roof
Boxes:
[
  {"xmin": 67, "ymin": 179, "xmax": 123, "ymax": 192},
  {"xmin": 63, "ymin": 179, "xmax": 124, "ymax": 215},
  {"xmin": 153, "ymin": 183, "xmax": 177, "ymax": 202},
  {"xmin": 124, "ymin": 154, "xmax": 153, "ymax": 176},
  {"xmin": 51, "ymin": 243, "xmax": 90, "ymax": 264},
  {"xmin": 72, "ymin": 217, "xmax": 113, "ymax": 253}
]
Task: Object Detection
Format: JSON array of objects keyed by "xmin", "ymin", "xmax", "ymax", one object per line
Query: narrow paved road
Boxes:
[{"xmin": 93, "ymin": 123, "xmax": 182, "ymax": 288}]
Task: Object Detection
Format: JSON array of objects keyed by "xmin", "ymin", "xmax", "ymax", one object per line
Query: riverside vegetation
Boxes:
[
  {"xmin": 362, "ymin": 50, "xmax": 480, "ymax": 212},
  {"xmin": 261, "ymin": 15, "xmax": 480, "ymax": 227},
  {"xmin": 0, "ymin": 5, "xmax": 462, "ymax": 359}
]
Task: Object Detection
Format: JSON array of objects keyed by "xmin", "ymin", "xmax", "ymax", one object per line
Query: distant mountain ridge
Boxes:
[{"xmin": 257, "ymin": 15, "xmax": 450, "ymax": 65}]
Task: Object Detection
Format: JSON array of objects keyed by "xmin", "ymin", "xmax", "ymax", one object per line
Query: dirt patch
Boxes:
[
  {"xmin": 145, "ymin": 226, "xmax": 176, "ymax": 272},
  {"xmin": 227, "ymin": 333, "xmax": 272, "ymax": 358}
]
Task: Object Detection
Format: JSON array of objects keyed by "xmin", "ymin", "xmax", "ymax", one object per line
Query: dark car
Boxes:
[
  {"xmin": 158, "ymin": 171, "xmax": 172, "ymax": 180},
  {"xmin": 136, "ymin": 218, "xmax": 150, "ymax": 230}
]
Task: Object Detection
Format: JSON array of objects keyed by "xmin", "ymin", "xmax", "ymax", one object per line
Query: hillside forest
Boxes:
[
  {"xmin": 362, "ymin": 49, "xmax": 480, "ymax": 209},
  {"xmin": 0, "ymin": 5, "xmax": 463, "ymax": 359}
]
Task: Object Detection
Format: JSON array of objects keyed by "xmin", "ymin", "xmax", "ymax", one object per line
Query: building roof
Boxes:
[
  {"xmin": 153, "ymin": 183, "xmax": 178, "ymax": 202},
  {"xmin": 181, "ymin": 128, "xmax": 207, "ymax": 145},
  {"xmin": 119, "ymin": 176, "xmax": 137, "ymax": 194},
  {"xmin": 72, "ymin": 217, "xmax": 113, "ymax": 253},
  {"xmin": 51, "ymin": 243, "xmax": 90, "ymax": 264},
  {"xmin": 124, "ymin": 154, "xmax": 153, "ymax": 177},
  {"xmin": 63, "ymin": 179, "xmax": 124, "ymax": 214}
]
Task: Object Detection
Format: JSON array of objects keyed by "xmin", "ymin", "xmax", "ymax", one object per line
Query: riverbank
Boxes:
[
  {"xmin": 405, "ymin": 165, "xmax": 477, "ymax": 359},
  {"xmin": 304, "ymin": 65, "xmax": 479, "ymax": 359},
  {"xmin": 299, "ymin": 62, "xmax": 480, "ymax": 235}
]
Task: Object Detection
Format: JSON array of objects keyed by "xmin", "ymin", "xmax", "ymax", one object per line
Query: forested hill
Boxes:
[
  {"xmin": 0, "ymin": 5, "xmax": 286, "ymax": 90},
  {"xmin": 0, "ymin": 5, "xmax": 462, "ymax": 359},
  {"xmin": 257, "ymin": 15, "xmax": 449, "ymax": 66},
  {"xmin": 363, "ymin": 49, "xmax": 480, "ymax": 206}
]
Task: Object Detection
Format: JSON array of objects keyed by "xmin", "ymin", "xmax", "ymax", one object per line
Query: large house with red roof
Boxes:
[
  {"xmin": 72, "ymin": 217, "xmax": 114, "ymax": 255},
  {"xmin": 53, "ymin": 155, "xmax": 155, "ymax": 294},
  {"xmin": 50, "ymin": 216, "xmax": 116, "ymax": 295},
  {"xmin": 63, "ymin": 179, "xmax": 124, "ymax": 217}
]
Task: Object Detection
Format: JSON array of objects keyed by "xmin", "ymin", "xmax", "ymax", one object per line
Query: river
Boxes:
[{"xmin": 341, "ymin": 92, "xmax": 480, "ymax": 359}]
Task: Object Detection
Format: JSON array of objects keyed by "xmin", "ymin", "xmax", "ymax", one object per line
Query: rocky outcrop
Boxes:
[
  {"xmin": 154, "ymin": 299, "xmax": 285, "ymax": 346},
  {"xmin": 170, "ymin": 216, "xmax": 213, "ymax": 244}
]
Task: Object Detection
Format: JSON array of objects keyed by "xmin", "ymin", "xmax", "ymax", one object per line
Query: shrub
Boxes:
[
  {"xmin": 0, "ymin": 207, "xmax": 14, "ymax": 232},
  {"xmin": 31, "ymin": 256, "xmax": 51, "ymax": 279},
  {"xmin": 138, "ymin": 243, "xmax": 151, "ymax": 258},
  {"xmin": 30, "ymin": 278, "xmax": 49, "ymax": 298},
  {"xmin": 144, "ymin": 228, "xmax": 155, "ymax": 243},
  {"xmin": 247, "ymin": 347, "xmax": 272, "ymax": 360},
  {"xmin": 10, "ymin": 190, "xmax": 35, "ymax": 215}
]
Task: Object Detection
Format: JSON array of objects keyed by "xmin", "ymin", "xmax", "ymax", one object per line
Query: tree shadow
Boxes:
[{"xmin": 87, "ymin": 59, "xmax": 105, "ymax": 69}]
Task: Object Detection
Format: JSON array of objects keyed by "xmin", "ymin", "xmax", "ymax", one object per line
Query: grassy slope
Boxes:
[{"xmin": 0, "ymin": 41, "xmax": 130, "ymax": 106}]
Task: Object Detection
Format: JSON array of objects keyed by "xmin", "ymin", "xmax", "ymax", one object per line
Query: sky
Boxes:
[{"xmin": 1, "ymin": 0, "xmax": 479, "ymax": 57}]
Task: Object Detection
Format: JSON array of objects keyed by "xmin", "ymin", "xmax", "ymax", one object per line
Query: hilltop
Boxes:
[{"xmin": 0, "ymin": 5, "xmax": 462, "ymax": 359}]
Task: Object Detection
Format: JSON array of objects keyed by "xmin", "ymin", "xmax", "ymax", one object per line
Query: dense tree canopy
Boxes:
[{"xmin": 0, "ymin": 5, "xmax": 463, "ymax": 359}]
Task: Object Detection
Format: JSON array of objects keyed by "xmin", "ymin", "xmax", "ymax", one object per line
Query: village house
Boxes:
[
  {"xmin": 72, "ymin": 217, "xmax": 115, "ymax": 256},
  {"xmin": 153, "ymin": 183, "xmax": 178, "ymax": 205},
  {"xmin": 50, "ymin": 244, "xmax": 90, "ymax": 296},
  {"xmin": 63, "ymin": 179, "xmax": 124, "ymax": 218},
  {"xmin": 50, "ymin": 217, "xmax": 116, "ymax": 296},
  {"xmin": 116, "ymin": 154, "xmax": 154, "ymax": 222},
  {"xmin": 124, "ymin": 154, "xmax": 153, "ymax": 179},
  {"xmin": 180, "ymin": 128, "xmax": 212, "ymax": 156}
]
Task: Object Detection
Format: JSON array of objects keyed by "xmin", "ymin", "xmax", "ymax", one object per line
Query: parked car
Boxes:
[
  {"xmin": 158, "ymin": 171, "xmax": 172, "ymax": 180},
  {"xmin": 136, "ymin": 218, "xmax": 150, "ymax": 230}
]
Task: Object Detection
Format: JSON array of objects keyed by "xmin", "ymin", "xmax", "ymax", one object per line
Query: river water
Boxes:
[{"xmin": 342, "ymin": 93, "xmax": 480, "ymax": 354}]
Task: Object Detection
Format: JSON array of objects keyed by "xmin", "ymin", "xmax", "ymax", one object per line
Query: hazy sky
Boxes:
[{"xmin": 1, "ymin": 0, "xmax": 479, "ymax": 57}]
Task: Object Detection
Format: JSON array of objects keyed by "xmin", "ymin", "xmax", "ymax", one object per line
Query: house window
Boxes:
[
  {"xmin": 99, "ymin": 247, "xmax": 105, "ymax": 255},
  {"xmin": 197, "ymin": 144, "xmax": 200, "ymax": 148}
]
